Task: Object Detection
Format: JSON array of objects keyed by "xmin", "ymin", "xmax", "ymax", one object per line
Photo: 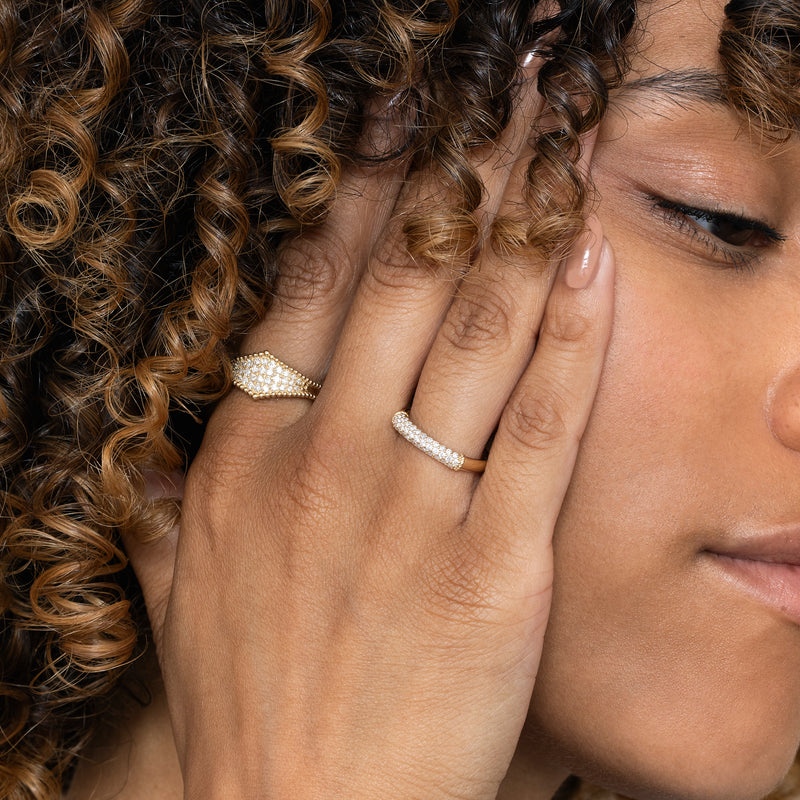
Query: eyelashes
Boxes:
[{"xmin": 649, "ymin": 196, "xmax": 786, "ymax": 271}]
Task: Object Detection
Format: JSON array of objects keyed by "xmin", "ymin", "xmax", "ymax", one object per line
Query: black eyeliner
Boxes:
[{"xmin": 650, "ymin": 197, "xmax": 786, "ymax": 244}]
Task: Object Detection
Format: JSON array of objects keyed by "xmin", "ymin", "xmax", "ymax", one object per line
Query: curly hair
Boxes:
[{"xmin": 0, "ymin": 0, "xmax": 797, "ymax": 798}]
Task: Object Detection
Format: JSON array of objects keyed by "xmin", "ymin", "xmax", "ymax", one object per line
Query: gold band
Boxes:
[
  {"xmin": 391, "ymin": 411, "xmax": 487, "ymax": 474},
  {"xmin": 232, "ymin": 351, "xmax": 321, "ymax": 400}
]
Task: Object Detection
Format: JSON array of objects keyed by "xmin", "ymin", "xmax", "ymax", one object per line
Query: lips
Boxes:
[{"xmin": 706, "ymin": 530, "xmax": 800, "ymax": 626}]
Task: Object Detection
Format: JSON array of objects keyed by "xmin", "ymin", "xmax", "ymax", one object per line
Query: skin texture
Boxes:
[
  {"xmin": 72, "ymin": 0, "xmax": 800, "ymax": 799},
  {"xmin": 115, "ymin": 59, "xmax": 609, "ymax": 800},
  {"xmin": 522, "ymin": 1, "xmax": 800, "ymax": 798},
  {"xmin": 123, "ymin": 73, "xmax": 613, "ymax": 800}
]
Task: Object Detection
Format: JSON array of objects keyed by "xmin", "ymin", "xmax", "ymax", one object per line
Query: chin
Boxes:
[
  {"xmin": 577, "ymin": 749, "xmax": 799, "ymax": 800},
  {"xmin": 528, "ymin": 704, "xmax": 800, "ymax": 800}
]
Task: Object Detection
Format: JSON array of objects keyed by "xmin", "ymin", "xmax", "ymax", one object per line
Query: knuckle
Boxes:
[
  {"xmin": 419, "ymin": 531, "xmax": 537, "ymax": 634},
  {"xmin": 188, "ymin": 432, "xmax": 259, "ymax": 511},
  {"xmin": 276, "ymin": 463, "xmax": 333, "ymax": 537},
  {"xmin": 420, "ymin": 537, "xmax": 498, "ymax": 625},
  {"xmin": 188, "ymin": 417, "xmax": 342, "ymax": 537},
  {"xmin": 504, "ymin": 384, "xmax": 568, "ymax": 450},
  {"xmin": 364, "ymin": 237, "xmax": 430, "ymax": 297},
  {"xmin": 181, "ymin": 455, "xmax": 255, "ymax": 551},
  {"xmin": 277, "ymin": 425, "xmax": 344, "ymax": 521},
  {"xmin": 540, "ymin": 295, "xmax": 594, "ymax": 347},
  {"xmin": 277, "ymin": 233, "xmax": 353, "ymax": 307},
  {"xmin": 439, "ymin": 287, "xmax": 513, "ymax": 353}
]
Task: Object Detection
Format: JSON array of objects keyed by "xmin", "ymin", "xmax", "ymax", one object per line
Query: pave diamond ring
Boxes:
[
  {"xmin": 392, "ymin": 411, "xmax": 486, "ymax": 473},
  {"xmin": 231, "ymin": 351, "xmax": 322, "ymax": 400}
]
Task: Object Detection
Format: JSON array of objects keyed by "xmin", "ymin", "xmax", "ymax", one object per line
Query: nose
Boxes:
[{"xmin": 769, "ymin": 367, "xmax": 800, "ymax": 452}]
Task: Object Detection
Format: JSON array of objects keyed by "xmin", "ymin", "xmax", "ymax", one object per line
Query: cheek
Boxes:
[
  {"xmin": 525, "ymin": 269, "xmax": 800, "ymax": 799},
  {"xmin": 567, "ymin": 267, "xmax": 723, "ymax": 515}
]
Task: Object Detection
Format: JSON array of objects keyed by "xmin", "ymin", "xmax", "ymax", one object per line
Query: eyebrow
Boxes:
[
  {"xmin": 616, "ymin": 68, "xmax": 800, "ymax": 137},
  {"xmin": 615, "ymin": 69, "xmax": 728, "ymax": 109}
]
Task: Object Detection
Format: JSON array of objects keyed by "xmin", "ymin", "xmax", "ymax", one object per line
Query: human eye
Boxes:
[{"xmin": 649, "ymin": 196, "xmax": 786, "ymax": 271}]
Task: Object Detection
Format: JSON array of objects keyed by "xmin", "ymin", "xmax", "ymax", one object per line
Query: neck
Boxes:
[{"xmin": 65, "ymin": 675, "xmax": 183, "ymax": 800}]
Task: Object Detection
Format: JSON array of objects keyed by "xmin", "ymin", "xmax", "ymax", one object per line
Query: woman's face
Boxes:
[{"xmin": 526, "ymin": 0, "xmax": 800, "ymax": 797}]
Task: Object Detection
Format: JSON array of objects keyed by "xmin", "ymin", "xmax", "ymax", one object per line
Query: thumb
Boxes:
[{"xmin": 121, "ymin": 469, "xmax": 183, "ymax": 657}]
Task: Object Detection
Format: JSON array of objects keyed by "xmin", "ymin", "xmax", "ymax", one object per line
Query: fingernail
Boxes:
[{"xmin": 564, "ymin": 214, "xmax": 603, "ymax": 289}]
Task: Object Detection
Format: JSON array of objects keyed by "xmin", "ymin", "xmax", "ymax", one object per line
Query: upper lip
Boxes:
[{"xmin": 705, "ymin": 527, "xmax": 800, "ymax": 566}]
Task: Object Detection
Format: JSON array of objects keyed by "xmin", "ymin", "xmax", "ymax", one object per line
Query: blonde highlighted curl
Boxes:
[{"xmin": 0, "ymin": 1, "xmax": 797, "ymax": 798}]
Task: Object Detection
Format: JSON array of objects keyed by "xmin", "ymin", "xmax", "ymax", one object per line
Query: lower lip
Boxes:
[{"xmin": 708, "ymin": 553, "xmax": 800, "ymax": 627}]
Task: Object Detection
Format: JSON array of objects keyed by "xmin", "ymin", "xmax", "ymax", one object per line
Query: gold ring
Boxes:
[
  {"xmin": 392, "ymin": 411, "xmax": 486, "ymax": 473},
  {"xmin": 232, "ymin": 351, "xmax": 321, "ymax": 400}
]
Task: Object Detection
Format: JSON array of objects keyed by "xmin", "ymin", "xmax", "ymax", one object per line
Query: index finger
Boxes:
[
  {"xmin": 241, "ymin": 105, "xmax": 410, "ymax": 376},
  {"xmin": 226, "ymin": 104, "xmax": 410, "ymax": 435}
]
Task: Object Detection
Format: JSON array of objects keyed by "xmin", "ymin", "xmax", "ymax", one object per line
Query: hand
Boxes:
[{"xmin": 127, "ymin": 73, "xmax": 615, "ymax": 800}]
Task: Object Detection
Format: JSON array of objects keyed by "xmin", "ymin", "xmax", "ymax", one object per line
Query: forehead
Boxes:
[
  {"xmin": 630, "ymin": 0, "xmax": 728, "ymax": 77},
  {"xmin": 609, "ymin": 0, "xmax": 730, "ymax": 125},
  {"xmin": 616, "ymin": 0, "xmax": 799, "ymax": 148}
]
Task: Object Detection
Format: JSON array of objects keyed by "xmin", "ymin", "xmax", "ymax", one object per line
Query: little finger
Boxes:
[{"xmin": 470, "ymin": 232, "xmax": 615, "ymax": 547}]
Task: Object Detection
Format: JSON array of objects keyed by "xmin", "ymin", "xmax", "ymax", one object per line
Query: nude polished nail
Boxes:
[{"xmin": 564, "ymin": 214, "xmax": 604, "ymax": 289}]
